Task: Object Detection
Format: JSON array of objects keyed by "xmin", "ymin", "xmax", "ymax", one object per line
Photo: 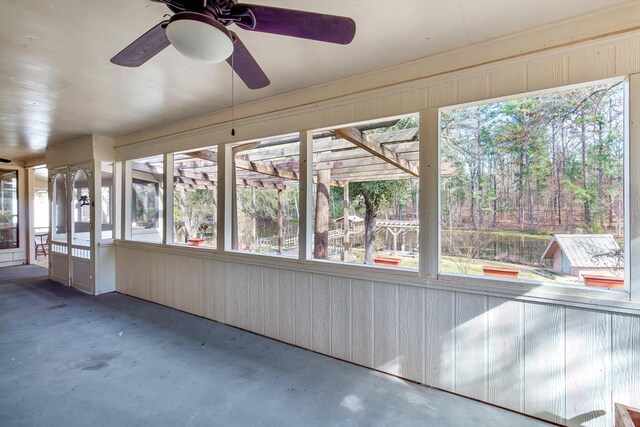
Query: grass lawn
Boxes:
[
  {"xmin": 439, "ymin": 256, "xmax": 580, "ymax": 284},
  {"xmin": 334, "ymin": 249, "xmax": 581, "ymax": 286}
]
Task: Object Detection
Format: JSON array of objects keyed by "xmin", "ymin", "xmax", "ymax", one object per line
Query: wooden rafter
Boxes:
[
  {"xmin": 234, "ymin": 158, "xmax": 299, "ymax": 181},
  {"xmin": 175, "ymin": 170, "xmax": 286, "ymax": 190},
  {"xmin": 333, "ymin": 127, "xmax": 419, "ymax": 177},
  {"xmin": 184, "ymin": 149, "xmax": 217, "ymax": 163},
  {"xmin": 230, "ymin": 120, "xmax": 401, "ymax": 157}
]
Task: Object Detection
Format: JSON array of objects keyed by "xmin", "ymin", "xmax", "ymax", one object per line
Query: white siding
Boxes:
[{"xmin": 116, "ymin": 246, "xmax": 640, "ymax": 426}]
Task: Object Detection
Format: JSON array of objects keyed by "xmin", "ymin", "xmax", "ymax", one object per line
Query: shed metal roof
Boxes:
[{"xmin": 541, "ymin": 234, "xmax": 622, "ymax": 268}]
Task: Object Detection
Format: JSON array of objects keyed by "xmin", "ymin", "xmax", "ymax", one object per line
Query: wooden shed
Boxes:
[{"xmin": 541, "ymin": 234, "xmax": 623, "ymax": 279}]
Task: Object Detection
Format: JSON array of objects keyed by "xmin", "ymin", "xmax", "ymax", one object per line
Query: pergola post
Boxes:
[
  {"xmin": 251, "ymin": 186, "xmax": 256, "ymax": 249},
  {"xmin": 389, "ymin": 227, "xmax": 402, "ymax": 253},
  {"xmin": 314, "ymin": 169, "xmax": 331, "ymax": 259},
  {"xmin": 342, "ymin": 182, "xmax": 350, "ymax": 261},
  {"xmin": 277, "ymin": 189, "xmax": 284, "ymax": 254}
]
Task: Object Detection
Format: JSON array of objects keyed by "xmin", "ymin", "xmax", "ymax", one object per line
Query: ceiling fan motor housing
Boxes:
[{"xmin": 166, "ymin": 11, "xmax": 234, "ymax": 62}]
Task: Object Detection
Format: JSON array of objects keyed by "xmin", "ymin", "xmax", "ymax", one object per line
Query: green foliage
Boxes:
[
  {"xmin": 350, "ymin": 180, "xmax": 410, "ymax": 213},
  {"xmin": 330, "ymin": 186, "xmax": 344, "ymax": 219},
  {"xmin": 365, "ymin": 114, "xmax": 419, "ymax": 134},
  {"xmin": 441, "ymin": 81, "xmax": 625, "ymax": 235},
  {"xmin": 174, "ymin": 188, "xmax": 215, "ymax": 239}
]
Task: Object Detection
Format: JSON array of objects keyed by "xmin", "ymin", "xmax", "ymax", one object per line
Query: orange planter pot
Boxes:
[
  {"xmin": 615, "ymin": 403, "xmax": 640, "ymax": 427},
  {"xmin": 187, "ymin": 238, "xmax": 205, "ymax": 247},
  {"xmin": 482, "ymin": 266, "xmax": 520, "ymax": 279},
  {"xmin": 374, "ymin": 256, "xmax": 402, "ymax": 267},
  {"xmin": 582, "ymin": 274, "xmax": 624, "ymax": 289}
]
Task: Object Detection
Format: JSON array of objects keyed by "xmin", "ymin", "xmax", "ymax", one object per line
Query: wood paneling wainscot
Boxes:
[{"xmin": 116, "ymin": 245, "xmax": 640, "ymax": 426}]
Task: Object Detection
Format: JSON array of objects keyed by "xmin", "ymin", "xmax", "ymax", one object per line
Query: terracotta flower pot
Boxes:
[
  {"xmin": 374, "ymin": 256, "xmax": 402, "ymax": 267},
  {"xmin": 187, "ymin": 238, "xmax": 205, "ymax": 247},
  {"xmin": 482, "ymin": 266, "xmax": 520, "ymax": 279},
  {"xmin": 615, "ymin": 403, "xmax": 640, "ymax": 427},
  {"xmin": 582, "ymin": 274, "xmax": 624, "ymax": 289}
]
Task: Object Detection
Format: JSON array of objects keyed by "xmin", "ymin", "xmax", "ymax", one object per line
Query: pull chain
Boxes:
[{"xmin": 230, "ymin": 51, "xmax": 235, "ymax": 137}]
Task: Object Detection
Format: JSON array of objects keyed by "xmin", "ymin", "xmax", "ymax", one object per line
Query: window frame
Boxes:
[
  {"xmin": 432, "ymin": 76, "xmax": 638, "ymax": 304},
  {"xmin": 0, "ymin": 168, "xmax": 20, "ymax": 250},
  {"xmin": 123, "ymin": 155, "xmax": 166, "ymax": 245},
  {"xmin": 167, "ymin": 149, "xmax": 221, "ymax": 251},
  {"xmin": 116, "ymin": 73, "xmax": 640, "ymax": 310},
  {"xmin": 222, "ymin": 134, "xmax": 302, "ymax": 259},
  {"xmin": 99, "ymin": 161, "xmax": 116, "ymax": 242},
  {"xmin": 302, "ymin": 114, "xmax": 422, "ymax": 272}
]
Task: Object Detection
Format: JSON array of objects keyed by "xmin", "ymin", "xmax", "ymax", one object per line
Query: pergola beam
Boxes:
[
  {"xmin": 333, "ymin": 127, "xmax": 419, "ymax": 177},
  {"xmin": 175, "ymin": 171, "xmax": 286, "ymax": 190},
  {"xmin": 184, "ymin": 149, "xmax": 217, "ymax": 163},
  {"xmin": 234, "ymin": 158, "xmax": 299, "ymax": 181},
  {"xmin": 238, "ymin": 128, "xmax": 419, "ymax": 163},
  {"xmin": 231, "ymin": 119, "xmax": 402, "ymax": 156}
]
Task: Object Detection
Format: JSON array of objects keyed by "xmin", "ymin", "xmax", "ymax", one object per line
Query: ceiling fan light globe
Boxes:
[{"xmin": 166, "ymin": 12, "xmax": 233, "ymax": 63}]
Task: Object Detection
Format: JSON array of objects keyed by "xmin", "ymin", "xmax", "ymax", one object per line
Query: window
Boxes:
[
  {"xmin": 440, "ymin": 80, "xmax": 626, "ymax": 289},
  {"xmin": 72, "ymin": 169, "xmax": 91, "ymax": 246},
  {"xmin": 173, "ymin": 148, "xmax": 217, "ymax": 248},
  {"xmin": 130, "ymin": 155, "xmax": 164, "ymax": 243},
  {"xmin": 33, "ymin": 166, "xmax": 49, "ymax": 234},
  {"xmin": 311, "ymin": 114, "xmax": 420, "ymax": 269},
  {"xmin": 101, "ymin": 162, "xmax": 114, "ymax": 240},
  {"xmin": 0, "ymin": 170, "xmax": 18, "ymax": 249},
  {"xmin": 51, "ymin": 172, "xmax": 67, "ymax": 243},
  {"xmin": 232, "ymin": 134, "xmax": 299, "ymax": 257}
]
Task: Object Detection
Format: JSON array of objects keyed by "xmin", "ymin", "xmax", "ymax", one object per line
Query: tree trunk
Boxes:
[
  {"xmin": 251, "ymin": 187, "xmax": 256, "ymax": 248},
  {"xmin": 477, "ymin": 160, "xmax": 484, "ymax": 229},
  {"xmin": 580, "ymin": 109, "xmax": 591, "ymax": 226},
  {"xmin": 528, "ymin": 158, "xmax": 534, "ymax": 231},
  {"xmin": 364, "ymin": 200, "xmax": 377, "ymax": 264},
  {"xmin": 313, "ymin": 170, "xmax": 330, "ymax": 259},
  {"xmin": 475, "ymin": 114, "xmax": 484, "ymax": 229},
  {"xmin": 597, "ymin": 120, "xmax": 605, "ymax": 229},
  {"xmin": 470, "ymin": 170, "xmax": 477, "ymax": 229},
  {"xmin": 277, "ymin": 189, "xmax": 284, "ymax": 254},
  {"xmin": 518, "ymin": 151, "xmax": 525, "ymax": 231},
  {"xmin": 492, "ymin": 175, "xmax": 497, "ymax": 228},
  {"xmin": 342, "ymin": 182, "xmax": 350, "ymax": 261}
]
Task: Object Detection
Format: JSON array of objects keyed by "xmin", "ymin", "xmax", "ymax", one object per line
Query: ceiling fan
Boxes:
[{"xmin": 111, "ymin": 0, "xmax": 356, "ymax": 89}]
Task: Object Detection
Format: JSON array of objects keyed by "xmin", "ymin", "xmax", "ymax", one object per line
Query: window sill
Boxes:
[
  {"xmin": 114, "ymin": 240, "xmax": 640, "ymax": 315},
  {"xmin": 170, "ymin": 242, "xmax": 218, "ymax": 251},
  {"xmin": 0, "ymin": 247, "xmax": 23, "ymax": 253},
  {"xmin": 431, "ymin": 272, "xmax": 638, "ymax": 315}
]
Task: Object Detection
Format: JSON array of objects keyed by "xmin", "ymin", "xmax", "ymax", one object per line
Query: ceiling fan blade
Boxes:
[
  {"xmin": 233, "ymin": 4, "xmax": 356, "ymax": 45},
  {"xmin": 111, "ymin": 20, "xmax": 171, "ymax": 67},
  {"xmin": 227, "ymin": 32, "xmax": 270, "ymax": 90}
]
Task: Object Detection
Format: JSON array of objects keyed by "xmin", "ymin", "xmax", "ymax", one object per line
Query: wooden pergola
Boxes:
[{"xmin": 133, "ymin": 118, "xmax": 457, "ymax": 257}]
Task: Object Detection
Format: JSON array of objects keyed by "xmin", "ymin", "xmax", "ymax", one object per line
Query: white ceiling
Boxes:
[{"xmin": 0, "ymin": 0, "xmax": 634, "ymax": 161}]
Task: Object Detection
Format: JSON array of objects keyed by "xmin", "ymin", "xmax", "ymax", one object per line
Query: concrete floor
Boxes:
[{"xmin": 0, "ymin": 265, "xmax": 551, "ymax": 427}]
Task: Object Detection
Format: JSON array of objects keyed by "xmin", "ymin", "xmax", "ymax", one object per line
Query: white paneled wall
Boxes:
[
  {"xmin": 113, "ymin": 27, "xmax": 640, "ymax": 427},
  {"xmin": 116, "ymin": 245, "xmax": 639, "ymax": 426}
]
